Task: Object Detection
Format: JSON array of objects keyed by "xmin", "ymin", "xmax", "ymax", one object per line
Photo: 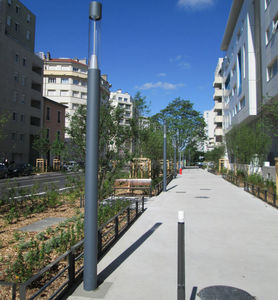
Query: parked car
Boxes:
[
  {"xmin": 62, "ymin": 161, "xmax": 79, "ymax": 172},
  {"xmin": 0, "ymin": 163, "xmax": 8, "ymax": 179},
  {"xmin": 8, "ymin": 163, "xmax": 33, "ymax": 177}
]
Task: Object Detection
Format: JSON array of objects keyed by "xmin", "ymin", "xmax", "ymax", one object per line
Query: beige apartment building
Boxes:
[
  {"xmin": 213, "ymin": 58, "xmax": 224, "ymax": 145},
  {"xmin": 109, "ymin": 89, "xmax": 133, "ymax": 126},
  {"xmin": 0, "ymin": 0, "xmax": 43, "ymax": 164},
  {"xmin": 39, "ymin": 52, "xmax": 111, "ymax": 136}
]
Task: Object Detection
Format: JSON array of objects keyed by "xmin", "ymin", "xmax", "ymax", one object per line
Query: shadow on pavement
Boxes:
[
  {"xmin": 97, "ymin": 222, "xmax": 163, "ymax": 285},
  {"xmin": 167, "ymin": 185, "xmax": 178, "ymax": 192}
]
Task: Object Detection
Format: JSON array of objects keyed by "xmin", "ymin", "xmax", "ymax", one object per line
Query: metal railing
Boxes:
[
  {"xmin": 0, "ymin": 197, "xmax": 145, "ymax": 300},
  {"xmin": 154, "ymin": 174, "xmax": 173, "ymax": 196},
  {"xmin": 222, "ymin": 174, "xmax": 277, "ymax": 208},
  {"xmin": 244, "ymin": 182, "xmax": 276, "ymax": 207}
]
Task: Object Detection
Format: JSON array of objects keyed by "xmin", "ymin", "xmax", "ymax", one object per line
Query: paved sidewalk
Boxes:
[{"xmin": 68, "ymin": 169, "xmax": 278, "ymax": 300}]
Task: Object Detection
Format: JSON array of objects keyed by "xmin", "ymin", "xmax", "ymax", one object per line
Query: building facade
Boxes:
[
  {"xmin": 203, "ymin": 109, "xmax": 215, "ymax": 152},
  {"xmin": 109, "ymin": 89, "xmax": 133, "ymax": 126},
  {"xmin": 221, "ymin": 0, "xmax": 278, "ymax": 163},
  {"xmin": 213, "ymin": 58, "xmax": 224, "ymax": 144},
  {"xmin": 40, "ymin": 52, "xmax": 111, "ymax": 135},
  {"xmin": 0, "ymin": 0, "xmax": 43, "ymax": 164}
]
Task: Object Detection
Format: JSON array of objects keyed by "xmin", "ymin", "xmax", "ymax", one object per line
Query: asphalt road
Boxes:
[{"xmin": 0, "ymin": 171, "xmax": 84, "ymax": 199}]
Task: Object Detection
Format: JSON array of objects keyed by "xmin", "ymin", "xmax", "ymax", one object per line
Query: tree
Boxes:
[
  {"xmin": 50, "ymin": 134, "xmax": 65, "ymax": 159},
  {"xmin": 225, "ymin": 122, "xmax": 270, "ymax": 167},
  {"xmin": 32, "ymin": 129, "xmax": 50, "ymax": 159},
  {"xmin": 152, "ymin": 98, "xmax": 206, "ymax": 153},
  {"xmin": 66, "ymin": 102, "xmax": 133, "ymax": 200},
  {"xmin": 262, "ymin": 101, "xmax": 278, "ymax": 137},
  {"xmin": 204, "ymin": 144, "xmax": 225, "ymax": 167}
]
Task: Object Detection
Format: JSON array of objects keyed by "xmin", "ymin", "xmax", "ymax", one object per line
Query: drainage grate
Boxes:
[
  {"xmin": 200, "ymin": 189, "xmax": 211, "ymax": 191},
  {"xmin": 176, "ymin": 191, "xmax": 186, "ymax": 194},
  {"xmin": 195, "ymin": 196, "xmax": 209, "ymax": 199},
  {"xmin": 198, "ymin": 285, "xmax": 255, "ymax": 300}
]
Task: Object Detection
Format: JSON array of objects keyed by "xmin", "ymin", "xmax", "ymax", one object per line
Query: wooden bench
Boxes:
[{"xmin": 114, "ymin": 179, "xmax": 152, "ymax": 197}]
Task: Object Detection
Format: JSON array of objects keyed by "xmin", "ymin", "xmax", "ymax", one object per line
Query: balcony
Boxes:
[
  {"xmin": 214, "ymin": 102, "xmax": 223, "ymax": 110},
  {"xmin": 213, "ymin": 89, "xmax": 223, "ymax": 100},
  {"xmin": 214, "ymin": 128, "xmax": 223, "ymax": 136},
  {"xmin": 214, "ymin": 115, "xmax": 223, "ymax": 123},
  {"xmin": 213, "ymin": 76, "xmax": 222, "ymax": 88}
]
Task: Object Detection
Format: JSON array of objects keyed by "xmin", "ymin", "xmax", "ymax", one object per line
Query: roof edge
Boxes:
[{"xmin": 221, "ymin": 0, "xmax": 244, "ymax": 51}]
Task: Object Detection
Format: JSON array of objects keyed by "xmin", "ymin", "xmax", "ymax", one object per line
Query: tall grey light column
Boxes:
[
  {"xmin": 84, "ymin": 1, "xmax": 102, "ymax": 291},
  {"xmin": 163, "ymin": 121, "xmax": 167, "ymax": 192},
  {"xmin": 174, "ymin": 137, "xmax": 177, "ymax": 178}
]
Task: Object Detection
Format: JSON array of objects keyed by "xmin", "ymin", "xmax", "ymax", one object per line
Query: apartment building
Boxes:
[
  {"xmin": 0, "ymin": 0, "xmax": 43, "ymax": 164},
  {"xmin": 109, "ymin": 90, "xmax": 133, "ymax": 126},
  {"xmin": 40, "ymin": 52, "xmax": 111, "ymax": 134},
  {"xmin": 213, "ymin": 58, "xmax": 224, "ymax": 144},
  {"xmin": 203, "ymin": 109, "xmax": 215, "ymax": 152},
  {"xmin": 222, "ymin": 0, "xmax": 278, "ymax": 129}
]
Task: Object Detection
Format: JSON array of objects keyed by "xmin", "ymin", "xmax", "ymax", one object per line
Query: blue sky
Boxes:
[{"xmin": 24, "ymin": 0, "xmax": 232, "ymax": 116}]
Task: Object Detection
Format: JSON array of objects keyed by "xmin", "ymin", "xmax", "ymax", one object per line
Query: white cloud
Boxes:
[
  {"xmin": 157, "ymin": 72, "xmax": 167, "ymax": 77},
  {"xmin": 177, "ymin": 0, "xmax": 214, "ymax": 9},
  {"xmin": 170, "ymin": 54, "xmax": 191, "ymax": 70},
  {"xmin": 136, "ymin": 81, "xmax": 185, "ymax": 90}
]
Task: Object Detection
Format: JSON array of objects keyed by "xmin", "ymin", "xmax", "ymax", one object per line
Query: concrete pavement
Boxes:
[{"xmin": 68, "ymin": 169, "xmax": 278, "ymax": 300}]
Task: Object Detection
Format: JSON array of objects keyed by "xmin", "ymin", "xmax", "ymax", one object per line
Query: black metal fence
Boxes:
[
  {"xmin": 222, "ymin": 174, "xmax": 277, "ymax": 208},
  {"xmin": 0, "ymin": 197, "xmax": 145, "ymax": 300},
  {"xmin": 154, "ymin": 174, "xmax": 173, "ymax": 196}
]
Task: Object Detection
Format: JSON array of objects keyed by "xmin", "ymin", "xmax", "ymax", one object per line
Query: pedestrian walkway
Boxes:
[{"xmin": 68, "ymin": 169, "xmax": 278, "ymax": 300}]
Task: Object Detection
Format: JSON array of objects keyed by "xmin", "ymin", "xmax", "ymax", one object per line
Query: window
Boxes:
[
  {"xmin": 240, "ymin": 97, "xmax": 246, "ymax": 110},
  {"xmin": 265, "ymin": 0, "xmax": 271, "ymax": 9},
  {"xmin": 237, "ymin": 50, "xmax": 242, "ymax": 95},
  {"xmin": 242, "ymin": 45, "xmax": 246, "ymax": 79},
  {"xmin": 20, "ymin": 134, "xmax": 24, "ymax": 142},
  {"xmin": 81, "ymin": 81, "xmax": 86, "ymax": 86},
  {"xmin": 7, "ymin": 16, "xmax": 11, "ymax": 26},
  {"xmin": 48, "ymin": 77, "xmax": 56, "ymax": 83},
  {"xmin": 57, "ymin": 111, "xmax": 61, "ymax": 123},
  {"xmin": 13, "ymin": 91, "xmax": 18, "ymax": 102},
  {"xmin": 57, "ymin": 131, "xmax": 61, "ymax": 141},
  {"xmin": 21, "ymin": 94, "xmax": 25, "ymax": 103},
  {"xmin": 46, "ymin": 129, "xmax": 50, "ymax": 139},
  {"xmin": 46, "ymin": 107, "xmax": 50, "ymax": 120},
  {"xmin": 61, "ymin": 78, "xmax": 69, "ymax": 84},
  {"xmin": 30, "ymin": 116, "xmax": 40, "ymax": 126},
  {"xmin": 118, "ymin": 97, "xmax": 122, "ymax": 101},
  {"xmin": 20, "ymin": 114, "xmax": 25, "ymax": 122},
  {"xmin": 266, "ymin": 16, "xmax": 278, "ymax": 45},
  {"xmin": 15, "ymin": 54, "xmax": 19, "ymax": 62},
  {"xmin": 11, "ymin": 133, "xmax": 16, "ymax": 141},
  {"xmin": 72, "ymin": 103, "xmax": 79, "ymax": 110},
  {"xmin": 8, "ymin": 0, "xmax": 11, "ymax": 6},
  {"xmin": 22, "ymin": 57, "xmax": 26, "ymax": 66},
  {"xmin": 31, "ymin": 99, "xmax": 41, "ymax": 109},
  {"xmin": 26, "ymin": 30, "xmax": 30, "ymax": 40},
  {"xmin": 73, "ymin": 67, "xmax": 79, "ymax": 72},
  {"xmin": 15, "ymin": 22, "xmax": 19, "ymax": 32},
  {"xmin": 14, "ymin": 72, "xmax": 19, "ymax": 82},
  {"xmin": 81, "ymin": 92, "xmax": 87, "ymax": 99},
  {"xmin": 27, "ymin": 14, "xmax": 30, "ymax": 23},
  {"xmin": 267, "ymin": 57, "xmax": 278, "ymax": 81},
  {"xmin": 225, "ymin": 74, "xmax": 230, "ymax": 90},
  {"xmin": 47, "ymin": 90, "xmax": 56, "ymax": 96},
  {"xmin": 22, "ymin": 76, "xmax": 25, "ymax": 86},
  {"xmin": 61, "ymin": 66, "xmax": 70, "ymax": 71},
  {"xmin": 15, "ymin": 5, "xmax": 20, "ymax": 14},
  {"xmin": 73, "ymin": 91, "xmax": 79, "ymax": 98},
  {"xmin": 124, "ymin": 98, "xmax": 128, "ymax": 102},
  {"xmin": 73, "ymin": 79, "xmax": 79, "ymax": 85},
  {"xmin": 12, "ymin": 112, "xmax": 17, "ymax": 121},
  {"xmin": 61, "ymin": 90, "xmax": 69, "ymax": 96}
]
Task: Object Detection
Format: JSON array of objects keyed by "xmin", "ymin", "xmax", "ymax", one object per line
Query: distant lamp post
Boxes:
[
  {"xmin": 163, "ymin": 121, "xmax": 167, "ymax": 191},
  {"xmin": 84, "ymin": 1, "xmax": 102, "ymax": 291}
]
